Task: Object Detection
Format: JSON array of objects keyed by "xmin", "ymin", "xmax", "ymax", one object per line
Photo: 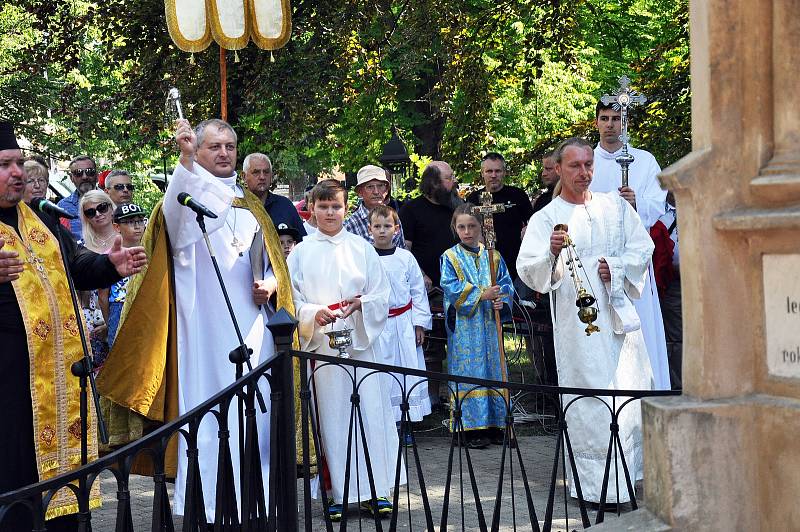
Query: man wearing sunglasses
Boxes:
[
  {"xmin": 104, "ymin": 170, "xmax": 135, "ymax": 206},
  {"xmin": 57, "ymin": 155, "xmax": 98, "ymax": 239}
]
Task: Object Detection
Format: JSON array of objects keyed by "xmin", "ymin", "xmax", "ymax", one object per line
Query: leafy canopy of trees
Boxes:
[{"xmin": 1, "ymin": 0, "xmax": 689, "ymax": 193}]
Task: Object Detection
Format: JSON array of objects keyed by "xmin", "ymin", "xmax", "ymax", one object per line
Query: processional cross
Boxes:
[
  {"xmin": 601, "ymin": 75, "xmax": 647, "ymax": 188},
  {"xmin": 470, "ymin": 192, "xmax": 513, "ymax": 392}
]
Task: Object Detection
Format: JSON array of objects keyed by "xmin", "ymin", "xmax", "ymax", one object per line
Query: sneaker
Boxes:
[
  {"xmin": 327, "ymin": 499, "xmax": 343, "ymax": 522},
  {"xmin": 360, "ymin": 497, "xmax": 393, "ymax": 517},
  {"xmin": 398, "ymin": 429, "xmax": 414, "ymax": 447}
]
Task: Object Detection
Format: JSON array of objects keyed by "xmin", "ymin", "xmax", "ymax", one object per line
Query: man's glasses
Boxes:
[
  {"xmin": 71, "ymin": 168, "xmax": 97, "ymax": 178},
  {"xmin": 112, "ymin": 183, "xmax": 135, "ymax": 191},
  {"xmin": 119, "ymin": 218, "xmax": 147, "ymax": 228},
  {"xmin": 83, "ymin": 202, "xmax": 111, "ymax": 218}
]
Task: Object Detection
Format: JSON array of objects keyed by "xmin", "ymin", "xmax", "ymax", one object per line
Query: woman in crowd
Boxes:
[{"xmin": 78, "ymin": 190, "xmax": 117, "ymax": 369}]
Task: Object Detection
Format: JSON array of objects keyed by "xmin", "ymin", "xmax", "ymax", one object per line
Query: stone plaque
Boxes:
[{"xmin": 763, "ymin": 254, "xmax": 800, "ymax": 379}]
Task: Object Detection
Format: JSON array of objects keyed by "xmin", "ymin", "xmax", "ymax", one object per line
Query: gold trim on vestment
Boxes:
[
  {"xmin": 247, "ymin": 0, "xmax": 292, "ymax": 50},
  {"xmin": 0, "ymin": 203, "xmax": 100, "ymax": 518},
  {"xmin": 445, "ymin": 247, "xmax": 483, "ymax": 318},
  {"xmin": 207, "ymin": 0, "xmax": 251, "ymax": 50},
  {"xmin": 164, "ymin": 0, "xmax": 213, "ymax": 53},
  {"xmin": 98, "ymin": 190, "xmax": 315, "ymax": 476}
]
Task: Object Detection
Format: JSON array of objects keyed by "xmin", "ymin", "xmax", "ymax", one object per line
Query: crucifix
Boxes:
[
  {"xmin": 601, "ymin": 75, "xmax": 647, "ymax": 188},
  {"xmin": 470, "ymin": 191, "xmax": 512, "ymax": 394}
]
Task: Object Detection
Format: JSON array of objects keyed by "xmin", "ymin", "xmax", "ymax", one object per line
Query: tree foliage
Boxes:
[{"xmin": 1, "ymin": 0, "xmax": 690, "ymax": 193}]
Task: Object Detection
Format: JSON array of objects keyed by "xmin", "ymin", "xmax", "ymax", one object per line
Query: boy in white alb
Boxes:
[
  {"xmin": 368, "ymin": 205, "xmax": 432, "ymax": 443},
  {"xmin": 286, "ymin": 179, "xmax": 402, "ymax": 521}
]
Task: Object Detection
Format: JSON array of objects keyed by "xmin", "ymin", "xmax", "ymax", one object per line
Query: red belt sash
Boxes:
[
  {"xmin": 388, "ymin": 299, "xmax": 413, "ymax": 318},
  {"xmin": 327, "ymin": 295, "xmax": 361, "ymax": 312}
]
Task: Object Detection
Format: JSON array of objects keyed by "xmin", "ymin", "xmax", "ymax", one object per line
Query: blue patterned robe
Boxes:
[{"xmin": 440, "ymin": 243, "xmax": 514, "ymax": 431}]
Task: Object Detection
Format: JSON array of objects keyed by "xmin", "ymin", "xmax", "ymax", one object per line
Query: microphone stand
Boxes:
[
  {"xmin": 51, "ymin": 217, "xmax": 109, "ymax": 529},
  {"xmin": 52, "ymin": 225, "xmax": 109, "ymax": 453},
  {"xmin": 192, "ymin": 209, "xmax": 268, "ymax": 411}
]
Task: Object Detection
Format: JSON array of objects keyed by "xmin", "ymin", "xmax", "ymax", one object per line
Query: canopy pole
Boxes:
[{"xmin": 220, "ymin": 45, "xmax": 228, "ymax": 121}]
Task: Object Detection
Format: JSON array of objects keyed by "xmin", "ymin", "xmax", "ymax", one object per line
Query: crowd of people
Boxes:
[{"xmin": 0, "ymin": 95, "xmax": 684, "ymax": 529}]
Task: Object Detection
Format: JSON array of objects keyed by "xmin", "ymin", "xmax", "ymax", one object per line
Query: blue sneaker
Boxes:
[
  {"xmin": 360, "ymin": 497, "xmax": 393, "ymax": 517},
  {"xmin": 327, "ymin": 499, "xmax": 343, "ymax": 522}
]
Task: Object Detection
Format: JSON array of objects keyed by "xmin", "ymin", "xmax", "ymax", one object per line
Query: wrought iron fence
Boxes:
[{"xmin": 0, "ymin": 309, "xmax": 679, "ymax": 531}]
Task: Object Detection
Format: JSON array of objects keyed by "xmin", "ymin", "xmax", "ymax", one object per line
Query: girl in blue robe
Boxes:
[{"xmin": 440, "ymin": 204, "xmax": 515, "ymax": 448}]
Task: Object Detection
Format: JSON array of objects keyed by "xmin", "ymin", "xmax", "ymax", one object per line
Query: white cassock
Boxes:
[
  {"xmin": 164, "ymin": 162, "xmax": 274, "ymax": 521},
  {"xmin": 287, "ymin": 229, "xmax": 404, "ymax": 504},
  {"xmin": 375, "ymin": 248, "xmax": 432, "ymax": 422},
  {"xmin": 591, "ymin": 145, "xmax": 671, "ymax": 390},
  {"xmin": 517, "ymin": 192, "xmax": 655, "ymax": 503}
]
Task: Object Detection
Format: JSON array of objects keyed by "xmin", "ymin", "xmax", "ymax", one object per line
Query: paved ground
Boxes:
[{"xmin": 92, "ymin": 431, "xmax": 641, "ymax": 531}]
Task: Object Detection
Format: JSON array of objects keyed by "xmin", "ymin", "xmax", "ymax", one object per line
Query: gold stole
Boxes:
[
  {"xmin": 0, "ymin": 203, "xmax": 100, "ymax": 519},
  {"xmin": 97, "ymin": 190, "xmax": 316, "ymax": 476}
]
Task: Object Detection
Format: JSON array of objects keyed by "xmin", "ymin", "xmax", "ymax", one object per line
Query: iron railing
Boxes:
[{"xmin": 0, "ymin": 308, "xmax": 679, "ymax": 531}]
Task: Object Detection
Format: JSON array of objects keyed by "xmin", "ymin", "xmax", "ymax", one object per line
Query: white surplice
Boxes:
[
  {"xmin": 287, "ymin": 228, "xmax": 403, "ymax": 504},
  {"xmin": 375, "ymin": 248, "xmax": 432, "ymax": 422},
  {"xmin": 517, "ymin": 192, "xmax": 655, "ymax": 503},
  {"xmin": 591, "ymin": 145, "xmax": 671, "ymax": 390},
  {"xmin": 164, "ymin": 162, "xmax": 274, "ymax": 521}
]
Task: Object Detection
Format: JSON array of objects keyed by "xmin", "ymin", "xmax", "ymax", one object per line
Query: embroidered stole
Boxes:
[{"xmin": 0, "ymin": 202, "xmax": 100, "ymax": 518}]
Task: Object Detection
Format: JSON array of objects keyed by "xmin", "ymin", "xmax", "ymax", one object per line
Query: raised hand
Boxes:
[
  {"xmin": 107, "ymin": 236, "xmax": 147, "ymax": 277},
  {"xmin": 174, "ymin": 119, "xmax": 196, "ymax": 170}
]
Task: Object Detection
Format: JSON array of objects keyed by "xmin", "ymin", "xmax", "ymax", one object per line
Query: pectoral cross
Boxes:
[
  {"xmin": 601, "ymin": 75, "xmax": 647, "ymax": 188},
  {"xmin": 26, "ymin": 249, "xmax": 45, "ymax": 274}
]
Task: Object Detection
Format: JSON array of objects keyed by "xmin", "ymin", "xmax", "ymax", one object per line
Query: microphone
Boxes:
[
  {"xmin": 30, "ymin": 197, "xmax": 77, "ymax": 220},
  {"xmin": 177, "ymin": 192, "xmax": 218, "ymax": 219}
]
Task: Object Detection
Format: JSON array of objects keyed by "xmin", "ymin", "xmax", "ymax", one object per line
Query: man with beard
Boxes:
[
  {"xmin": 399, "ymin": 161, "xmax": 461, "ymax": 404},
  {"xmin": 243, "ymin": 152, "xmax": 306, "ymax": 240},
  {"xmin": 400, "ymin": 161, "xmax": 461, "ymax": 290},
  {"xmin": 0, "ymin": 122, "xmax": 147, "ymax": 531},
  {"xmin": 58, "ymin": 155, "xmax": 97, "ymax": 239}
]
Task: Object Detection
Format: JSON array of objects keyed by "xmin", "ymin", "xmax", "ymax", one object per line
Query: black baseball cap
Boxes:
[
  {"xmin": 276, "ymin": 223, "xmax": 301, "ymax": 242},
  {"xmin": 113, "ymin": 202, "xmax": 146, "ymax": 222}
]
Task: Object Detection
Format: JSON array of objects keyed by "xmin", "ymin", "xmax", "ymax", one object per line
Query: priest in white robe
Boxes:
[
  {"xmin": 591, "ymin": 101, "xmax": 671, "ymax": 390},
  {"xmin": 517, "ymin": 137, "xmax": 655, "ymax": 503},
  {"xmin": 98, "ymin": 119, "xmax": 296, "ymax": 523},
  {"xmin": 287, "ymin": 179, "xmax": 403, "ymax": 509}
]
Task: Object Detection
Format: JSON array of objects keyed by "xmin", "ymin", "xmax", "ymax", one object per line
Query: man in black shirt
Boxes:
[
  {"xmin": 399, "ymin": 161, "xmax": 461, "ymax": 289},
  {"xmin": 466, "ymin": 152, "xmax": 534, "ymax": 281},
  {"xmin": 0, "ymin": 122, "xmax": 147, "ymax": 531}
]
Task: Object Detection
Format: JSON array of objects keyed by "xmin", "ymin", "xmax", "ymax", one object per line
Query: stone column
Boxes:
[{"xmin": 751, "ymin": 0, "xmax": 800, "ymax": 203}]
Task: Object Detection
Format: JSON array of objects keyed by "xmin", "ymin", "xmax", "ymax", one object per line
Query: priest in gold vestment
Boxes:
[
  {"xmin": 98, "ymin": 118, "xmax": 307, "ymax": 523},
  {"xmin": 0, "ymin": 122, "xmax": 148, "ymax": 532}
]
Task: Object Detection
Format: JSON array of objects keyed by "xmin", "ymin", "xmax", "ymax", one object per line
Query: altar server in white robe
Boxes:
[
  {"xmin": 368, "ymin": 204, "xmax": 432, "ymax": 423},
  {"xmin": 287, "ymin": 179, "xmax": 403, "ymax": 514},
  {"xmin": 165, "ymin": 119, "xmax": 285, "ymax": 520},
  {"xmin": 517, "ymin": 137, "xmax": 655, "ymax": 503},
  {"xmin": 590, "ymin": 100, "xmax": 671, "ymax": 390}
]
